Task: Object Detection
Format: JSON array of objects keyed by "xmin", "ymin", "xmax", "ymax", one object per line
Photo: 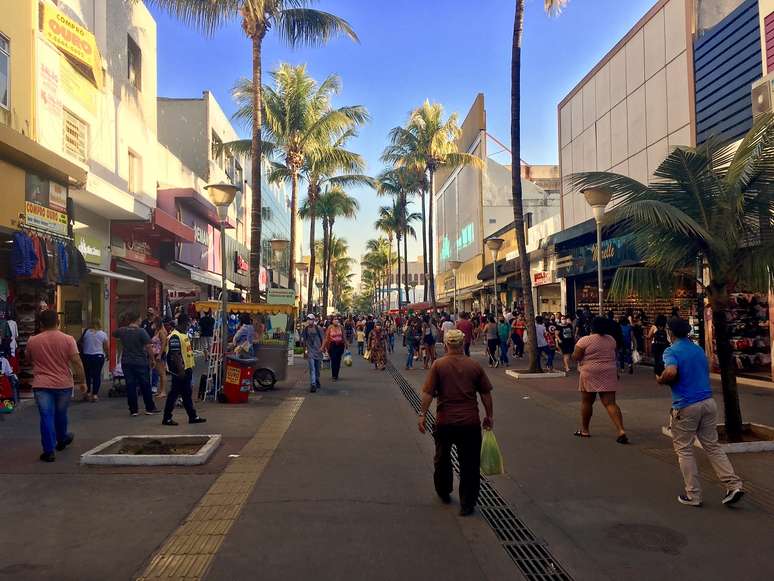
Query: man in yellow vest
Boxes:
[{"xmin": 162, "ymin": 314, "xmax": 206, "ymax": 426}]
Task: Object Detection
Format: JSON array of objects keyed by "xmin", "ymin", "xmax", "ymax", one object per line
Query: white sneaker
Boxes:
[
  {"xmin": 677, "ymin": 494, "xmax": 702, "ymax": 507},
  {"xmin": 722, "ymin": 489, "xmax": 744, "ymax": 505}
]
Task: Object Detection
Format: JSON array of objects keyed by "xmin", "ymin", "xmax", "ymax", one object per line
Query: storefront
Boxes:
[
  {"xmin": 533, "ymin": 272, "xmax": 561, "ymax": 315},
  {"xmin": 0, "ymin": 125, "xmax": 88, "ymax": 399}
]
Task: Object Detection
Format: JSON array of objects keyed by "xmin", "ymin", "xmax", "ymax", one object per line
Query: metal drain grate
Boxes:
[{"xmin": 387, "ymin": 363, "xmax": 573, "ymax": 581}]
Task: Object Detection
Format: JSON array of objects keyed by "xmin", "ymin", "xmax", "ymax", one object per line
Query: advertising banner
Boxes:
[
  {"xmin": 24, "ymin": 201, "xmax": 68, "ymax": 236},
  {"xmin": 41, "ymin": 3, "xmax": 102, "ymax": 86}
]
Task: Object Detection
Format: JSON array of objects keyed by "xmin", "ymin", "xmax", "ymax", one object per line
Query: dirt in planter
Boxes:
[
  {"xmin": 116, "ymin": 440, "xmax": 202, "ymax": 455},
  {"xmin": 717, "ymin": 424, "xmax": 774, "ymax": 444}
]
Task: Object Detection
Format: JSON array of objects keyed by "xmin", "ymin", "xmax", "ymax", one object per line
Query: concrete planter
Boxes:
[
  {"xmin": 505, "ymin": 370, "xmax": 566, "ymax": 380},
  {"xmin": 80, "ymin": 434, "xmax": 222, "ymax": 466},
  {"xmin": 661, "ymin": 423, "xmax": 774, "ymax": 453}
]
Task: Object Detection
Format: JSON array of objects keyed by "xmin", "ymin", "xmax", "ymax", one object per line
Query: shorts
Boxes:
[
  {"xmin": 201, "ymin": 336, "xmax": 214, "ymax": 352},
  {"xmin": 424, "ymin": 335, "xmax": 436, "ymax": 346},
  {"xmin": 560, "ymin": 339, "xmax": 574, "ymax": 355}
]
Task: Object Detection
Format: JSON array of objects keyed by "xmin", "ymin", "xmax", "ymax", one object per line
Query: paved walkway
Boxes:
[{"xmin": 2, "ymin": 343, "xmax": 774, "ymax": 580}]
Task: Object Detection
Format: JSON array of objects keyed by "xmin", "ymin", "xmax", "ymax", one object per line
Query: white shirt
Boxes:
[
  {"xmin": 7, "ymin": 320, "xmax": 17, "ymax": 356},
  {"xmin": 0, "ymin": 357, "xmax": 12, "ymax": 376},
  {"xmin": 535, "ymin": 323, "xmax": 548, "ymax": 348},
  {"xmin": 82, "ymin": 329, "xmax": 108, "ymax": 355},
  {"xmin": 441, "ymin": 321, "xmax": 455, "ymax": 334}
]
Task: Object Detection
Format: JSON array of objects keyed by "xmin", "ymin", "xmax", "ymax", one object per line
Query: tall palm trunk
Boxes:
[
  {"xmin": 387, "ymin": 234, "xmax": 393, "ymax": 309},
  {"xmin": 402, "ymin": 193, "xmax": 410, "ymax": 304},
  {"xmin": 306, "ymin": 191, "xmax": 317, "ymax": 314},
  {"xmin": 323, "ymin": 218, "xmax": 335, "ymax": 314},
  {"xmin": 249, "ymin": 32, "xmax": 265, "ymax": 300},
  {"xmin": 396, "ymin": 232, "xmax": 402, "ymax": 309},
  {"xmin": 321, "ymin": 218, "xmax": 330, "ymax": 314},
  {"xmin": 420, "ymin": 188, "xmax": 428, "ymax": 301},
  {"xmin": 427, "ymin": 167, "xmax": 437, "ymax": 310},
  {"xmin": 709, "ymin": 284, "xmax": 743, "ymax": 442},
  {"xmin": 511, "ymin": 0, "xmax": 539, "ymax": 372},
  {"xmin": 289, "ymin": 170, "xmax": 299, "ymax": 293}
]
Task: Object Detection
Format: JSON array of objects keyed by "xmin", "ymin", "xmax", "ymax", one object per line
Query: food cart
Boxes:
[{"xmin": 194, "ymin": 301, "xmax": 295, "ymax": 400}]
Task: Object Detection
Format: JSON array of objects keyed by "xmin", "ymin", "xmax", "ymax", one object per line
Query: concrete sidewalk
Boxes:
[{"xmin": 394, "ymin": 345, "xmax": 774, "ymax": 580}]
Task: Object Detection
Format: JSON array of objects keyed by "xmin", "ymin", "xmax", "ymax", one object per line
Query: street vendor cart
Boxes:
[{"xmin": 194, "ymin": 301, "xmax": 295, "ymax": 401}]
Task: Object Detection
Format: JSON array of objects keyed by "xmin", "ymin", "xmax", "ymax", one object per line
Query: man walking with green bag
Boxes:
[{"xmin": 418, "ymin": 329, "xmax": 494, "ymax": 516}]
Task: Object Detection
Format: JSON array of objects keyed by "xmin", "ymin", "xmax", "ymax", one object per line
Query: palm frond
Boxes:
[
  {"xmin": 143, "ymin": 0, "xmax": 239, "ymax": 36},
  {"xmin": 275, "ymin": 8, "xmax": 358, "ymax": 47}
]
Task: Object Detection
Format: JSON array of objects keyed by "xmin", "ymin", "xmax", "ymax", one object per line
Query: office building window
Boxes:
[
  {"xmin": 63, "ymin": 109, "xmax": 88, "ymax": 162},
  {"xmin": 0, "ymin": 35, "xmax": 9, "ymax": 116},
  {"xmin": 128, "ymin": 150, "xmax": 142, "ymax": 194},
  {"xmin": 127, "ymin": 34, "xmax": 142, "ymax": 90}
]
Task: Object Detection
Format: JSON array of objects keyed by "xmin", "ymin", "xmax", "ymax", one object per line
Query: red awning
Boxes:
[
  {"xmin": 157, "ymin": 187, "xmax": 236, "ymax": 228},
  {"xmin": 406, "ymin": 301, "xmax": 449, "ymax": 312},
  {"xmin": 111, "ymin": 209, "xmax": 195, "ymax": 243},
  {"xmin": 116, "ymin": 259, "xmax": 198, "ymax": 292},
  {"xmin": 153, "ymin": 209, "xmax": 195, "ymax": 242}
]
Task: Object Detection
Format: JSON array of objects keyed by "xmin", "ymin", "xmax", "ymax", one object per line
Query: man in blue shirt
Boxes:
[{"xmin": 657, "ymin": 318, "xmax": 743, "ymax": 507}]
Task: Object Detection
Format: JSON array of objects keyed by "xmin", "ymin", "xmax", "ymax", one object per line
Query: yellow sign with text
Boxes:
[
  {"xmin": 60, "ymin": 55, "xmax": 97, "ymax": 115},
  {"xmin": 25, "ymin": 201, "xmax": 68, "ymax": 236},
  {"xmin": 42, "ymin": 3, "xmax": 102, "ymax": 87}
]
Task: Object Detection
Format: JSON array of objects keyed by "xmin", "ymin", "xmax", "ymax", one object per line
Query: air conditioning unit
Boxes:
[{"xmin": 751, "ymin": 72, "xmax": 774, "ymax": 117}]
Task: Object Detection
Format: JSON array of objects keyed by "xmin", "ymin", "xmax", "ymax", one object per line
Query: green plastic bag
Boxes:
[{"xmin": 480, "ymin": 430, "xmax": 504, "ymax": 476}]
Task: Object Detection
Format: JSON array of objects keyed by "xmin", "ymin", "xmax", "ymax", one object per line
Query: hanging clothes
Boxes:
[
  {"xmin": 44, "ymin": 239, "xmax": 58, "ymax": 285},
  {"xmin": 11, "ymin": 232, "xmax": 37, "ymax": 278},
  {"xmin": 58, "ymin": 241, "xmax": 69, "ymax": 283},
  {"xmin": 29, "ymin": 236, "xmax": 46, "ymax": 280}
]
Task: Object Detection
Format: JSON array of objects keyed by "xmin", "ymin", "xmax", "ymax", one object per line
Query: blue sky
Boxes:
[{"xmin": 151, "ymin": 0, "xmax": 655, "ymax": 265}]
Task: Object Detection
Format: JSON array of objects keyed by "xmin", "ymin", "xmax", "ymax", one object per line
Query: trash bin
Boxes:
[{"xmin": 222, "ymin": 356, "xmax": 256, "ymax": 404}]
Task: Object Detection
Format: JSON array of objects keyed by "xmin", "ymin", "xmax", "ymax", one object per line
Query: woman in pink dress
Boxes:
[{"xmin": 572, "ymin": 316, "xmax": 628, "ymax": 443}]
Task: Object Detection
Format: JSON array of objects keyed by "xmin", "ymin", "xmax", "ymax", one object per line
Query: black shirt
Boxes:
[{"xmin": 199, "ymin": 315, "xmax": 215, "ymax": 337}]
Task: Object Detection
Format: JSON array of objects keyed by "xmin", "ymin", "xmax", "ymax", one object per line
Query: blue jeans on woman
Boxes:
[
  {"xmin": 122, "ymin": 361, "xmax": 157, "ymax": 414},
  {"xmin": 388, "ymin": 334, "xmax": 395, "ymax": 352},
  {"xmin": 539, "ymin": 346, "xmax": 555, "ymax": 370},
  {"xmin": 33, "ymin": 388, "xmax": 72, "ymax": 454},
  {"xmin": 406, "ymin": 342, "xmax": 416, "ymax": 369},
  {"xmin": 499, "ymin": 338, "xmax": 509, "ymax": 365}
]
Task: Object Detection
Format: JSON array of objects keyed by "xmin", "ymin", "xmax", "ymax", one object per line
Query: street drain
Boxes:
[{"xmin": 386, "ymin": 363, "xmax": 573, "ymax": 581}]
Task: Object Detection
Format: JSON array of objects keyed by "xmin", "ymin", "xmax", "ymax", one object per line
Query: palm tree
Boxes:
[
  {"xmin": 316, "ymin": 187, "xmax": 359, "ymax": 314},
  {"xmin": 510, "ymin": 0, "xmax": 568, "ymax": 370},
  {"xmin": 377, "ymin": 166, "xmax": 424, "ymax": 303},
  {"xmin": 145, "ymin": 0, "xmax": 358, "ymax": 300},
  {"xmin": 297, "ymin": 133, "xmax": 371, "ymax": 313},
  {"xmin": 227, "ymin": 65, "xmax": 368, "ymax": 299},
  {"xmin": 363, "ymin": 238, "xmax": 392, "ymax": 312},
  {"xmin": 383, "ymin": 102, "xmax": 482, "ymax": 310},
  {"xmin": 375, "ymin": 203, "xmax": 400, "ymax": 310},
  {"xmin": 569, "ymin": 113, "xmax": 774, "ymax": 442}
]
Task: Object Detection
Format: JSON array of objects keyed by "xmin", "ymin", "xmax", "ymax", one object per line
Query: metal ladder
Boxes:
[{"xmin": 203, "ymin": 309, "xmax": 224, "ymax": 401}]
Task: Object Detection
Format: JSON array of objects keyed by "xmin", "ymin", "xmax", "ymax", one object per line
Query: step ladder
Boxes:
[{"xmin": 203, "ymin": 309, "xmax": 225, "ymax": 401}]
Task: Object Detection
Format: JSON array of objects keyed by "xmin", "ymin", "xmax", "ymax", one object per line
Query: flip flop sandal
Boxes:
[
  {"xmin": 616, "ymin": 434, "xmax": 630, "ymax": 444},
  {"xmin": 574, "ymin": 431, "xmax": 591, "ymax": 438}
]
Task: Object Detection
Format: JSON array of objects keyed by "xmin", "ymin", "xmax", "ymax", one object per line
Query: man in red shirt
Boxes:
[
  {"xmin": 454, "ymin": 312, "xmax": 475, "ymax": 357},
  {"xmin": 26, "ymin": 310, "xmax": 87, "ymax": 462},
  {"xmin": 418, "ymin": 329, "xmax": 494, "ymax": 516}
]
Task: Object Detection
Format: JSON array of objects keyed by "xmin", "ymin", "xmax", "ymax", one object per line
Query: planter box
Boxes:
[
  {"xmin": 661, "ymin": 423, "xmax": 774, "ymax": 453},
  {"xmin": 81, "ymin": 434, "xmax": 221, "ymax": 466}
]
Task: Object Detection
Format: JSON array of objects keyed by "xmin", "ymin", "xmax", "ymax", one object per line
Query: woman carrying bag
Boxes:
[{"xmin": 322, "ymin": 318, "xmax": 347, "ymax": 381}]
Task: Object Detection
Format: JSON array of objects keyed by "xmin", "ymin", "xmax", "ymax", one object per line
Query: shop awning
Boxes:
[
  {"xmin": 545, "ymin": 218, "xmax": 596, "ymax": 248},
  {"xmin": 110, "ymin": 209, "xmax": 195, "ymax": 244},
  {"xmin": 158, "ymin": 188, "xmax": 236, "ymax": 229},
  {"xmin": 173, "ymin": 262, "xmax": 224, "ymax": 288},
  {"xmin": 116, "ymin": 259, "xmax": 198, "ymax": 292},
  {"xmin": 87, "ymin": 267, "xmax": 144, "ymax": 284},
  {"xmin": 478, "ymin": 259, "xmax": 520, "ymax": 281}
]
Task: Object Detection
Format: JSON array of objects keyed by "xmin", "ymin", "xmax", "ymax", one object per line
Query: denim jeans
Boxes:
[
  {"xmin": 122, "ymin": 361, "xmax": 156, "ymax": 414},
  {"xmin": 406, "ymin": 342, "xmax": 415, "ymax": 368},
  {"xmin": 163, "ymin": 369, "xmax": 198, "ymax": 422},
  {"xmin": 33, "ymin": 388, "xmax": 72, "ymax": 454},
  {"xmin": 82, "ymin": 354, "xmax": 105, "ymax": 396},
  {"xmin": 499, "ymin": 338, "xmax": 509, "ymax": 365},
  {"xmin": 388, "ymin": 334, "xmax": 395, "ymax": 352},
  {"xmin": 308, "ymin": 357, "xmax": 322, "ymax": 386},
  {"xmin": 539, "ymin": 346, "xmax": 554, "ymax": 369},
  {"xmin": 357, "ymin": 342, "xmax": 364, "ymax": 355}
]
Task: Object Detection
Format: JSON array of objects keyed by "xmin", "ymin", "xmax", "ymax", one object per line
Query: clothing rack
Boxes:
[{"xmin": 19, "ymin": 222, "xmax": 73, "ymax": 242}]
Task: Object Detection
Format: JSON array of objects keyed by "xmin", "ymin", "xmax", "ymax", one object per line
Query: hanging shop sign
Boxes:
[
  {"xmin": 556, "ymin": 234, "xmax": 641, "ymax": 278},
  {"xmin": 267, "ymin": 288, "xmax": 296, "ymax": 306},
  {"xmin": 75, "ymin": 233, "xmax": 103, "ymax": 265},
  {"xmin": 41, "ymin": 2, "xmax": 102, "ymax": 87},
  {"xmin": 24, "ymin": 172, "xmax": 69, "ymax": 235},
  {"xmin": 235, "ymin": 253, "xmax": 249, "ymax": 273},
  {"xmin": 533, "ymin": 271, "xmax": 555, "ymax": 286},
  {"xmin": 111, "ymin": 238, "xmax": 159, "ymax": 267}
]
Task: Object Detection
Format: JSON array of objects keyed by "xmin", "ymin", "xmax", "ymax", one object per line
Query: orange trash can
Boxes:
[{"xmin": 222, "ymin": 356, "xmax": 255, "ymax": 403}]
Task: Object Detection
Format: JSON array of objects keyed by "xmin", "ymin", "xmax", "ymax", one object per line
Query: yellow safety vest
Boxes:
[{"xmin": 166, "ymin": 330, "xmax": 195, "ymax": 370}]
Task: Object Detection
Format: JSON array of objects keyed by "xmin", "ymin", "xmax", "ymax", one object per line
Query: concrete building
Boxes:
[
  {"xmin": 433, "ymin": 93, "xmax": 560, "ymax": 313},
  {"xmin": 158, "ymin": 92, "xmax": 294, "ymax": 293},
  {"xmin": 554, "ymin": 0, "xmax": 774, "ymax": 381}
]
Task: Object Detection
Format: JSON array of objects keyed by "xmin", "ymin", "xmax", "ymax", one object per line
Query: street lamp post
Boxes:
[
  {"xmin": 205, "ymin": 183, "xmax": 238, "ymax": 384},
  {"xmin": 485, "ymin": 238, "xmax": 504, "ymax": 316},
  {"xmin": 315, "ymin": 280, "xmax": 323, "ymax": 315},
  {"xmin": 410, "ymin": 281, "xmax": 418, "ymax": 304},
  {"xmin": 447, "ymin": 260, "xmax": 462, "ymax": 316},
  {"xmin": 296, "ymin": 261, "xmax": 308, "ymax": 315},
  {"xmin": 581, "ymin": 188, "xmax": 613, "ymax": 315}
]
